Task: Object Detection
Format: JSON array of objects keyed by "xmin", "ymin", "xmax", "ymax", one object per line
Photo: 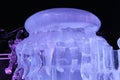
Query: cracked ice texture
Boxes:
[{"xmin": 13, "ymin": 8, "xmax": 117, "ymax": 80}]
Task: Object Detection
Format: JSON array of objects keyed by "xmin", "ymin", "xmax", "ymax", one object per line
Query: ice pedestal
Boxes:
[{"xmin": 12, "ymin": 8, "xmax": 120, "ymax": 80}]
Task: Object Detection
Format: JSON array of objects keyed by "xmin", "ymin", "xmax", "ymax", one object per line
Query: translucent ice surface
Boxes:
[
  {"xmin": 12, "ymin": 8, "xmax": 120, "ymax": 80},
  {"xmin": 24, "ymin": 8, "xmax": 101, "ymax": 34}
]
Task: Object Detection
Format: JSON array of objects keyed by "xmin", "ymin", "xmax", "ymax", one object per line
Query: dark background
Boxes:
[{"xmin": 0, "ymin": 0, "xmax": 120, "ymax": 80}]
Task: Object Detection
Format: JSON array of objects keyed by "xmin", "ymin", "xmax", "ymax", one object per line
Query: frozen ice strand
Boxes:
[{"xmin": 12, "ymin": 8, "xmax": 119, "ymax": 80}]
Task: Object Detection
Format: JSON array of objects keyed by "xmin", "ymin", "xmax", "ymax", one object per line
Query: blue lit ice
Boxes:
[{"xmin": 12, "ymin": 8, "xmax": 120, "ymax": 80}]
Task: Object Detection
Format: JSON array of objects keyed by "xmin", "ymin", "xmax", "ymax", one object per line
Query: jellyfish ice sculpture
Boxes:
[{"xmin": 12, "ymin": 8, "xmax": 120, "ymax": 80}]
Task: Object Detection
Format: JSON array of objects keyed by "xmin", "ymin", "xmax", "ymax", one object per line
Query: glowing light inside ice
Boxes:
[{"xmin": 12, "ymin": 8, "xmax": 120, "ymax": 80}]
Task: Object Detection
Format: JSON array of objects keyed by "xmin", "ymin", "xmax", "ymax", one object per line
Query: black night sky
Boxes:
[{"xmin": 0, "ymin": 0, "xmax": 120, "ymax": 80}]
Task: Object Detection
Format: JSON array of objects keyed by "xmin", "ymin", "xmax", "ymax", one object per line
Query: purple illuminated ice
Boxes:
[{"xmin": 12, "ymin": 8, "xmax": 119, "ymax": 80}]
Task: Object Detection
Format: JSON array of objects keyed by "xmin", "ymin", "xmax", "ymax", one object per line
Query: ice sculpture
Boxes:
[
  {"xmin": 12, "ymin": 8, "xmax": 120, "ymax": 80},
  {"xmin": 4, "ymin": 30, "xmax": 23, "ymax": 75}
]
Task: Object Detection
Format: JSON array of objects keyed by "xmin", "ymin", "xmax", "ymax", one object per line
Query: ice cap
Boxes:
[{"xmin": 24, "ymin": 8, "xmax": 101, "ymax": 34}]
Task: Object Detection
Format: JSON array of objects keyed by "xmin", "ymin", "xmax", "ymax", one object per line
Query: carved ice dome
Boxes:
[{"xmin": 24, "ymin": 8, "xmax": 101, "ymax": 34}]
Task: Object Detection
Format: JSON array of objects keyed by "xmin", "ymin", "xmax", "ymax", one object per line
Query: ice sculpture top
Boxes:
[{"xmin": 25, "ymin": 8, "xmax": 101, "ymax": 34}]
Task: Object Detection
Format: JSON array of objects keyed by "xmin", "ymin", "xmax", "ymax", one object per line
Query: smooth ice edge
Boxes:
[
  {"xmin": 117, "ymin": 38, "xmax": 120, "ymax": 48},
  {"xmin": 24, "ymin": 8, "xmax": 101, "ymax": 34}
]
